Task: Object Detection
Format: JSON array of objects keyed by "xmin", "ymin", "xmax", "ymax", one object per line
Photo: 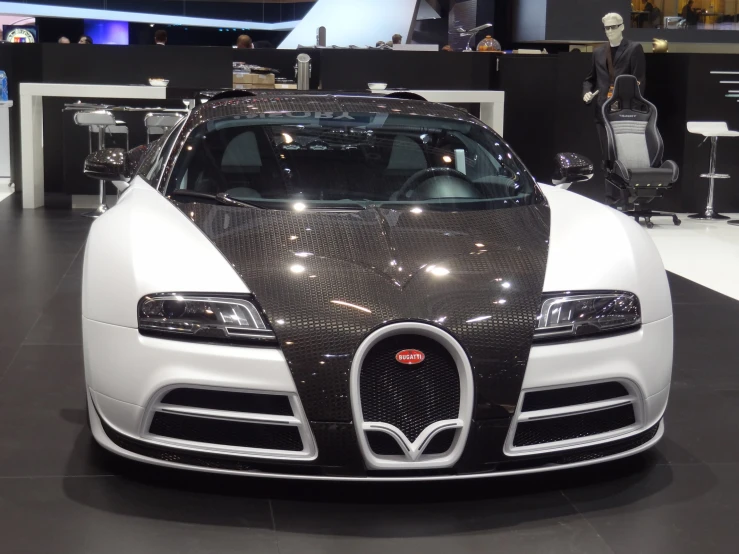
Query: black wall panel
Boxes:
[
  {"xmin": 553, "ymin": 52, "xmax": 605, "ymax": 202},
  {"xmin": 682, "ymin": 54, "xmax": 739, "ymax": 215},
  {"xmin": 319, "ymin": 50, "xmax": 494, "ymax": 91},
  {"xmin": 41, "ymin": 44, "xmax": 232, "ymax": 88},
  {"xmin": 497, "ymin": 55, "xmax": 558, "ymax": 184}
]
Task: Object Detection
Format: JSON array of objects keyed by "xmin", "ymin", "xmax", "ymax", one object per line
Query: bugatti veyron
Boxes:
[{"xmin": 81, "ymin": 91, "xmax": 672, "ymax": 480}]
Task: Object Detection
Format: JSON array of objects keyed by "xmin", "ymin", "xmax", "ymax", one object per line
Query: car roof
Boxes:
[{"xmin": 187, "ymin": 90, "xmax": 483, "ymax": 129}]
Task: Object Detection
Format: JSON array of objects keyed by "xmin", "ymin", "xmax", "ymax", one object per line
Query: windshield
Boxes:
[{"xmin": 165, "ymin": 112, "xmax": 538, "ymax": 211}]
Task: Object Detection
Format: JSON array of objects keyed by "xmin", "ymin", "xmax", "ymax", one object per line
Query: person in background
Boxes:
[
  {"xmin": 639, "ymin": 0, "xmax": 653, "ymax": 26},
  {"xmin": 58, "ymin": 36, "xmax": 70, "ymax": 44},
  {"xmin": 392, "ymin": 34, "xmax": 402, "ymax": 45},
  {"xmin": 442, "ymin": 45, "xmax": 453, "ymax": 51},
  {"xmin": 236, "ymin": 35, "xmax": 253, "ymax": 49},
  {"xmin": 154, "ymin": 30, "xmax": 168, "ymax": 45},
  {"xmin": 78, "ymin": 35, "xmax": 93, "ymax": 44},
  {"xmin": 682, "ymin": 0, "xmax": 701, "ymax": 26},
  {"xmin": 376, "ymin": 40, "xmax": 386, "ymax": 47}
]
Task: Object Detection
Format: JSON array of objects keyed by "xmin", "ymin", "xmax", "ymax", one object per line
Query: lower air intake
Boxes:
[
  {"xmin": 513, "ymin": 404, "xmax": 636, "ymax": 447},
  {"xmin": 149, "ymin": 412, "xmax": 304, "ymax": 451},
  {"xmin": 143, "ymin": 386, "xmax": 317, "ymax": 460}
]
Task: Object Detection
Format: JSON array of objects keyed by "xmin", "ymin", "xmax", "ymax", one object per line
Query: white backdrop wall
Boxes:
[{"xmin": 279, "ymin": 0, "xmax": 419, "ymax": 49}]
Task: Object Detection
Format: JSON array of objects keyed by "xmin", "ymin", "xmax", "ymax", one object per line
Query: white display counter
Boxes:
[
  {"xmin": 371, "ymin": 89, "xmax": 505, "ymax": 136},
  {"xmin": 19, "ymin": 83, "xmax": 168, "ymax": 209}
]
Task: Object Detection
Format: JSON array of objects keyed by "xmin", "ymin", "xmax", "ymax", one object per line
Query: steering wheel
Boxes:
[{"xmin": 394, "ymin": 167, "xmax": 480, "ymax": 201}]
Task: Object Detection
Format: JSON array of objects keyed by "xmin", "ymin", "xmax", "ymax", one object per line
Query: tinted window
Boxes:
[
  {"xmin": 166, "ymin": 113, "xmax": 537, "ymax": 211},
  {"xmin": 136, "ymin": 122, "xmax": 183, "ymax": 186}
]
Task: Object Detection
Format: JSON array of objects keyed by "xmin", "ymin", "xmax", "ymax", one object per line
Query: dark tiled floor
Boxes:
[{"xmin": 1, "ymin": 195, "xmax": 739, "ymax": 553}]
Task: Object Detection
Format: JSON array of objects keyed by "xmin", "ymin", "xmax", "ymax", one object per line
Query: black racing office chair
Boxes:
[{"xmin": 602, "ymin": 75, "xmax": 681, "ymax": 228}]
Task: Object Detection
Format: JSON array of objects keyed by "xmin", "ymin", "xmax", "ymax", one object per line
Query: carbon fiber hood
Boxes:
[{"xmin": 184, "ymin": 202, "xmax": 550, "ymax": 423}]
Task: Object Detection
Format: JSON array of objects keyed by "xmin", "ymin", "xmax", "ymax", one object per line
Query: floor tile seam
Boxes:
[
  {"xmin": 558, "ymin": 489, "xmax": 616, "ymax": 554},
  {"xmin": 20, "ymin": 242, "xmax": 86, "ymax": 347}
]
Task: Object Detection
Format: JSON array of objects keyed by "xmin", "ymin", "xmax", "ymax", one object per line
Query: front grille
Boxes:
[
  {"xmin": 367, "ymin": 431, "xmax": 404, "ymax": 456},
  {"xmin": 359, "ymin": 335, "xmax": 460, "ymax": 442},
  {"xmin": 161, "ymin": 388, "xmax": 293, "ymax": 416},
  {"xmin": 423, "ymin": 428, "xmax": 457, "ymax": 455},
  {"xmin": 522, "ymin": 382, "xmax": 629, "ymax": 412},
  {"xmin": 150, "ymin": 412, "xmax": 303, "ymax": 451},
  {"xmin": 513, "ymin": 404, "xmax": 636, "ymax": 447}
]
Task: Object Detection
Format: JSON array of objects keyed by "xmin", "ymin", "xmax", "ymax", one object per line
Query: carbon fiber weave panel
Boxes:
[{"xmin": 184, "ymin": 203, "xmax": 550, "ymax": 425}]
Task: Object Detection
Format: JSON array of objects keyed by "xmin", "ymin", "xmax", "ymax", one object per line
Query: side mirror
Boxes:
[
  {"xmin": 84, "ymin": 148, "xmax": 132, "ymax": 191},
  {"xmin": 552, "ymin": 153, "xmax": 594, "ymax": 189}
]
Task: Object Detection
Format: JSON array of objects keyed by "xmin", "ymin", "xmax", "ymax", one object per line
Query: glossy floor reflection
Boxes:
[{"xmin": 1, "ymin": 195, "xmax": 739, "ymax": 553}]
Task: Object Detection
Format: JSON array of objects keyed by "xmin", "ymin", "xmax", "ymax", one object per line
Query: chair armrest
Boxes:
[{"xmin": 660, "ymin": 160, "xmax": 679, "ymax": 182}]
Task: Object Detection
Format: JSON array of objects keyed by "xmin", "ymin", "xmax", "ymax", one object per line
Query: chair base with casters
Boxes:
[
  {"xmin": 686, "ymin": 123, "xmax": 739, "ymax": 221},
  {"xmin": 601, "ymin": 75, "xmax": 681, "ymax": 228},
  {"xmin": 606, "ymin": 166, "xmax": 681, "ymax": 229}
]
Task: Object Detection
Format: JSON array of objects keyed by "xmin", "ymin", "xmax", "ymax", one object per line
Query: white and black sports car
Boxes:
[{"xmin": 82, "ymin": 91, "xmax": 672, "ymax": 480}]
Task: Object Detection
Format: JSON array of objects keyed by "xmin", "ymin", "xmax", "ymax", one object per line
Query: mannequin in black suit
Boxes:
[{"xmin": 583, "ymin": 13, "xmax": 646, "ymax": 159}]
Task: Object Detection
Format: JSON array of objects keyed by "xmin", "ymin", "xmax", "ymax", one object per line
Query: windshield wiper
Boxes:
[{"xmin": 168, "ymin": 190, "xmax": 264, "ymax": 209}]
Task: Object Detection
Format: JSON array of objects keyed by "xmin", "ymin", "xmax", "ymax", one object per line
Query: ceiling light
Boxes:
[{"xmin": 290, "ymin": 264, "xmax": 305, "ymax": 274}]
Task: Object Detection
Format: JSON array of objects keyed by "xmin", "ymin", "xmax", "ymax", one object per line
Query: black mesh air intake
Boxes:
[
  {"xmin": 367, "ymin": 431, "xmax": 404, "ymax": 456},
  {"xmin": 359, "ymin": 335, "xmax": 460, "ymax": 442},
  {"xmin": 513, "ymin": 404, "xmax": 636, "ymax": 447},
  {"xmin": 521, "ymin": 382, "xmax": 629, "ymax": 412},
  {"xmin": 149, "ymin": 412, "xmax": 303, "ymax": 451},
  {"xmin": 161, "ymin": 388, "xmax": 293, "ymax": 416}
]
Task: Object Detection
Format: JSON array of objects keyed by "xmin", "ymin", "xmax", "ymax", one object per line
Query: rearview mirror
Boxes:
[
  {"xmin": 552, "ymin": 153, "xmax": 594, "ymax": 189},
  {"xmin": 84, "ymin": 148, "xmax": 132, "ymax": 191}
]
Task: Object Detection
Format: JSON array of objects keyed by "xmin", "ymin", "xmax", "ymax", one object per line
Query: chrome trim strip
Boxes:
[
  {"xmin": 139, "ymin": 384, "xmax": 318, "ymax": 461},
  {"xmin": 503, "ymin": 378, "xmax": 645, "ymax": 457},
  {"xmin": 156, "ymin": 405, "xmax": 301, "ymax": 426},
  {"xmin": 516, "ymin": 396, "xmax": 637, "ymax": 422},
  {"xmin": 350, "ymin": 322, "xmax": 474, "ymax": 470}
]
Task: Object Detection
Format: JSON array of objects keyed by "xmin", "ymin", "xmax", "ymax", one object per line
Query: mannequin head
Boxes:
[{"xmin": 602, "ymin": 13, "xmax": 624, "ymax": 46}]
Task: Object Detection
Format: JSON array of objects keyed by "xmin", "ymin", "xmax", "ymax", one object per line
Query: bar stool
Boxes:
[
  {"xmin": 687, "ymin": 121, "xmax": 739, "ymax": 220},
  {"xmin": 144, "ymin": 112, "xmax": 184, "ymax": 143},
  {"xmin": 74, "ymin": 110, "xmax": 128, "ymax": 218}
]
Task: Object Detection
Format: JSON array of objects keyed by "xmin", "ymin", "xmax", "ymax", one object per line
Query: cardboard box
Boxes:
[{"xmin": 232, "ymin": 72, "xmax": 275, "ymax": 85}]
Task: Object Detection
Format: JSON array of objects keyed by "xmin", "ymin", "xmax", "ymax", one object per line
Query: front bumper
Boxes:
[{"xmin": 84, "ymin": 315, "xmax": 672, "ymax": 479}]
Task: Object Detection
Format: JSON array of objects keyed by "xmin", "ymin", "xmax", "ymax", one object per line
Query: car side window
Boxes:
[{"xmin": 136, "ymin": 120, "xmax": 184, "ymax": 187}]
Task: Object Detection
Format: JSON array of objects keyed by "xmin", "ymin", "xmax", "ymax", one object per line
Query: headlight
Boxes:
[
  {"xmin": 138, "ymin": 294, "xmax": 276, "ymax": 344},
  {"xmin": 534, "ymin": 292, "xmax": 640, "ymax": 342}
]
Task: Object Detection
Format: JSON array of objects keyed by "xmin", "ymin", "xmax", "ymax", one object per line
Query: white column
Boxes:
[{"xmin": 21, "ymin": 89, "xmax": 44, "ymax": 209}]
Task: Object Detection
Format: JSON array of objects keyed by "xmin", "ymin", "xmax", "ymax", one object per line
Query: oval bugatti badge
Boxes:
[{"xmin": 395, "ymin": 349, "xmax": 425, "ymax": 365}]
